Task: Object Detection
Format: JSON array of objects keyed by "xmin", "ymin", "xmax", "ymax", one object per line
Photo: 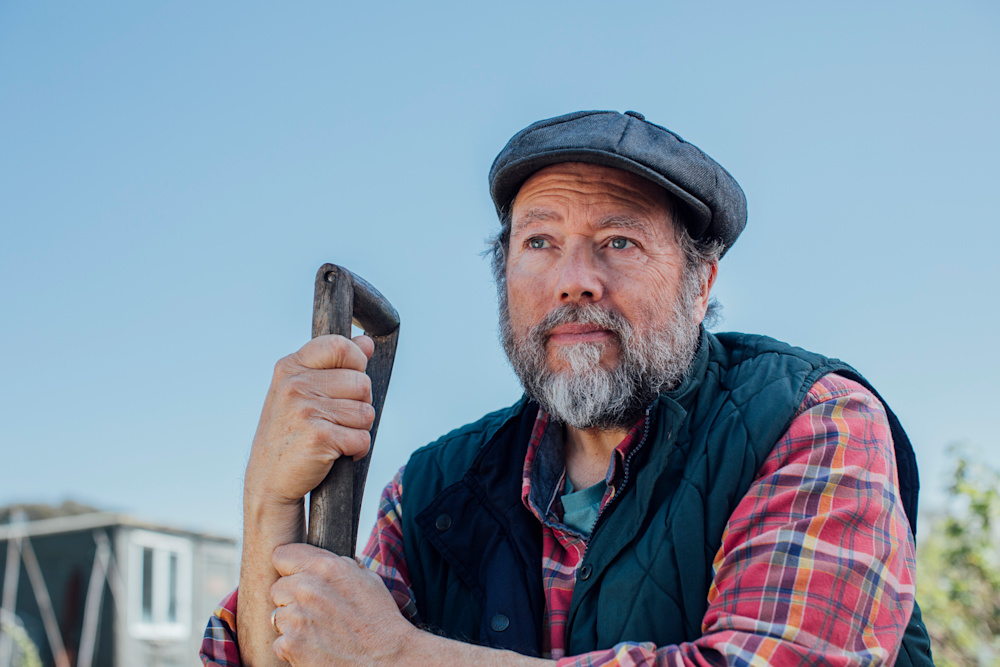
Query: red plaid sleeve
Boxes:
[
  {"xmin": 199, "ymin": 469, "xmax": 416, "ymax": 666},
  {"xmin": 200, "ymin": 588, "xmax": 241, "ymax": 666},
  {"xmin": 556, "ymin": 374, "xmax": 917, "ymax": 667},
  {"xmin": 359, "ymin": 466, "xmax": 419, "ymax": 621}
]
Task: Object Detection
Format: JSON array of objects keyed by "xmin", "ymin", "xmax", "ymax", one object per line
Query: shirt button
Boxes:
[
  {"xmin": 435, "ymin": 514, "xmax": 452, "ymax": 531},
  {"xmin": 579, "ymin": 564, "xmax": 593, "ymax": 581},
  {"xmin": 490, "ymin": 614, "xmax": 510, "ymax": 632}
]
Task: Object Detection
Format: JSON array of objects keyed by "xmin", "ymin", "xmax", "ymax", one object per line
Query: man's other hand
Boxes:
[{"xmin": 270, "ymin": 543, "xmax": 413, "ymax": 666}]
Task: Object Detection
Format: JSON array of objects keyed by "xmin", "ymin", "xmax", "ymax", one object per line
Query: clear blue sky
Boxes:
[{"xmin": 2, "ymin": 1, "xmax": 997, "ymax": 540}]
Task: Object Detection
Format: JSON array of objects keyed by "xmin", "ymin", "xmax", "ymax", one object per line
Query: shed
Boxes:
[{"xmin": 0, "ymin": 508, "xmax": 237, "ymax": 667}]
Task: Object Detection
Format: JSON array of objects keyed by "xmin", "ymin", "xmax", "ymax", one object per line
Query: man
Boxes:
[{"xmin": 202, "ymin": 110, "xmax": 934, "ymax": 666}]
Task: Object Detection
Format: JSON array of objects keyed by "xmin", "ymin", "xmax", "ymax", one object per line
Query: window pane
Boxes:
[
  {"xmin": 142, "ymin": 547, "xmax": 154, "ymax": 622},
  {"xmin": 167, "ymin": 552, "xmax": 178, "ymax": 622}
]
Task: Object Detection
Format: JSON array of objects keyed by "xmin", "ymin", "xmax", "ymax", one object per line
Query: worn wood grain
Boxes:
[{"xmin": 307, "ymin": 264, "xmax": 399, "ymax": 556}]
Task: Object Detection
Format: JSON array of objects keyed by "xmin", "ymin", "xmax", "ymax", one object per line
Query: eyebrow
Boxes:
[
  {"xmin": 511, "ymin": 208, "xmax": 559, "ymax": 236},
  {"xmin": 511, "ymin": 210, "xmax": 654, "ymax": 236},
  {"xmin": 593, "ymin": 215, "xmax": 653, "ymax": 234}
]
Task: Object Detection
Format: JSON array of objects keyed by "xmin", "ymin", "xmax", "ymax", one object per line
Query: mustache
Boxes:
[{"xmin": 533, "ymin": 303, "xmax": 631, "ymax": 342}]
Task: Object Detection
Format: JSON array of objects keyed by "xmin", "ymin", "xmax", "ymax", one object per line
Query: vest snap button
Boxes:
[
  {"xmin": 490, "ymin": 613, "xmax": 510, "ymax": 632},
  {"xmin": 579, "ymin": 564, "xmax": 593, "ymax": 580},
  {"xmin": 435, "ymin": 514, "xmax": 452, "ymax": 531}
]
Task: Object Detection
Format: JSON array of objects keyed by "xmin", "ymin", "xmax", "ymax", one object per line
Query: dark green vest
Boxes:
[{"xmin": 401, "ymin": 330, "xmax": 934, "ymax": 664}]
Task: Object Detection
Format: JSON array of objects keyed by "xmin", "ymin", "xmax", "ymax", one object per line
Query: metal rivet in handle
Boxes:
[{"xmin": 324, "ymin": 271, "xmax": 337, "ymax": 283}]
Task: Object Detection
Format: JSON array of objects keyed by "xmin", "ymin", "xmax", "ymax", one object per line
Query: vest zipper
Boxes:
[
  {"xmin": 566, "ymin": 406, "xmax": 667, "ymax": 645},
  {"xmin": 578, "ymin": 407, "xmax": 658, "ymax": 568}
]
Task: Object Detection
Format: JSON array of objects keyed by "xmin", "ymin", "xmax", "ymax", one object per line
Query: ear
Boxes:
[{"xmin": 693, "ymin": 262, "xmax": 718, "ymax": 325}]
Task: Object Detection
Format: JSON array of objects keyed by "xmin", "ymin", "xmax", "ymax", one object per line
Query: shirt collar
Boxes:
[{"xmin": 520, "ymin": 409, "xmax": 649, "ymax": 525}]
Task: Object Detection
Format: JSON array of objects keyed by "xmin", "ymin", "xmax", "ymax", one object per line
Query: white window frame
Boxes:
[{"xmin": 127, "ymin": 530, "xmax": 193, "ymax": 640}]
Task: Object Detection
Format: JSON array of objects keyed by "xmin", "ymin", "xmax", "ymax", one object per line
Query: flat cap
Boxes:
[{"xmin": 489, "ymin": 110, "xmax": 747, "ymax": 254}]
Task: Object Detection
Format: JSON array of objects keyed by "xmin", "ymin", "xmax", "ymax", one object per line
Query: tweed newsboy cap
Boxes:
[{"xmin": 489, "ymin": 110, "xmax": 748, "ymax": 254}]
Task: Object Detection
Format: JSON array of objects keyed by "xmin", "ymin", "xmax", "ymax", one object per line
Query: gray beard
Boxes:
[{"xmin": 499, "ymin": 291, "xmax": 701, "ymax": 430}]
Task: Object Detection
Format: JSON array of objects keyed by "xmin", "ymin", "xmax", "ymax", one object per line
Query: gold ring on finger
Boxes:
[{"xmin": 270, "ymin": 607, "xmax": 281, "ymax": 634}]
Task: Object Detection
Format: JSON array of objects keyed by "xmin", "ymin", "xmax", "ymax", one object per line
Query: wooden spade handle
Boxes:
[{"xmin": 307, "ymin": 264, "xmax": 400, "ymax": 555}]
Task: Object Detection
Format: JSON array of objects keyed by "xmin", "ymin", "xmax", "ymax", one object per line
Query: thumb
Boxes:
[
  {"xmin": 272, "ymin": 542, "xmax": 333, "ymax": 577},
  {"xmin": 290, "ymin": 335, "xmax": 370, "ymax": 372}
]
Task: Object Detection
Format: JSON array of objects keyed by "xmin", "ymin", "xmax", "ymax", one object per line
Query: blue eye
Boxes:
[
  {"xmin": 528, "ymin": 238, "xmax": 548, "ymax": 249},
  {"xmin": 610, "ymin": 237, "xmax": 633, "ymax": 249}
]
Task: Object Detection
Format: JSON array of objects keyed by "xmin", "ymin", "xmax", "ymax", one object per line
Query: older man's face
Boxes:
[{"xmin": 502, "ymin": 162, "xmax": 712, "ymax": 429}]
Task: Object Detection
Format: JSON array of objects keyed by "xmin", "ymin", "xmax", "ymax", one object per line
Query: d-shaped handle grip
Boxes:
[{"xmin": 307, "ymin": 264, "xmax": 400, "ymax": 556}]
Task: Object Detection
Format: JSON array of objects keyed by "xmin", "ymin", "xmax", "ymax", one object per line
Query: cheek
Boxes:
[
  {"xmin": 606, "ymin": 271, "xmax": 687, "ymax": 334},
  {"xmin": 504, "ymin": 285, "xmax": 534, "ymax": 337},
  {"xmin": 505, "ymin": 263, "xmax": 549, "ymax": 320},
  {"xmin": 606, "ymin": 263, "xmax": 682, "ymax": 304},
  {"xmin": 506, "ymin": 250, "xmax": 547, "ymax": 287}
]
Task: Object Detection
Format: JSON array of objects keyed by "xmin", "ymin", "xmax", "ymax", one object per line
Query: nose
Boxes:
[{"xmin": 555, "ymin": 242, "xmax": 604, "ymax": 304}]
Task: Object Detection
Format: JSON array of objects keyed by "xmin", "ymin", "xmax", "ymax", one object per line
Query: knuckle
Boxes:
[
  {"xmin": 317, "ymin": 554, "xmax": 351, "ymax": 582},
  {"xmin": 316, "ymin": 423, "xmax": 367, "ymax": 460},
  {"xmin": 274, "ymin": 353, "xmax": 298, "ymax": 375},
  {"xmin": 295, "ymin": 582, "xmax": 318, "ymax": 606},
  {"xmin": 294, "ymin": 402, "xmax": 317, "ymax": 422},
  {"xmin": 343, "ymin": 400, "xmax": 368, "ymax": 423},
  {"xmin": 278, "ymin": 377, "xmax": 309, "ymax": 403},
  {"xmin": 285, "ymin": 613, "xmax": 305, "ymax": 638},
  {"xmin": 272, "ymin": 635, "xmax": 293, "ymax": 662},
  {"xmin": 355, "ymin": 372, "xmax": 373, "ymax": 401},
  {"xmin": 315, "ymin": 555, "xmax": 339, "ymax": 579},
  {"xmin": 293, "ymin": 376, "xmax": 322, "ymax": 398},
  {"xmin": 308, "ymin": 425, "xmax": 335, "ymax": 453},
  {"xmin": 358, "ymin": 402, "xmax": 376, "ymax": 426},
  {"xmin": 349, "ymin": 428, "xmax": 372, "ymax": 455},
  {"xmin": 326, "ymin": 334, "xmax": 351, "ymax": 358}
]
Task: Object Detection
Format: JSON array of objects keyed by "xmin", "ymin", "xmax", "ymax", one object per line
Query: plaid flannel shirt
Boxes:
[{"xmin": 201, "ymin": 374, "xmax": 916, "ymax": 666}]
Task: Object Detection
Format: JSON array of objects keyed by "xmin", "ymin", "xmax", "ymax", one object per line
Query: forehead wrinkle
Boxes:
[
  {"xmin": 510, "ymin": 164, "xmax": 675, "ymax": 238},
  {"xmin": 513, "ymin": 209, "xmax": 666, "ymax": 241},
  {"xmin": 593, "ymin": 214, "xmax": 654, "ymax": 234},
  {"xmin": 521, "ymin": 166, "xmax": 669, "ymax": 211},
  {"xmin": 511, "ymin": 207, "xmax": 560, "ymax": 236}
]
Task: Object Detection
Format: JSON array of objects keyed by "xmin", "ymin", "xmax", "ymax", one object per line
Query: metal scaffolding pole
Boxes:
[{"xmin": 77, "ymin": 531, "xmax": 112, "ymax": 667}]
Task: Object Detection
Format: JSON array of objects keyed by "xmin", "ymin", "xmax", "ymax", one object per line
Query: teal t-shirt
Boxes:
[{"xmin": 561, "ymin": 479, "xmax": 606, "ymax": 537}]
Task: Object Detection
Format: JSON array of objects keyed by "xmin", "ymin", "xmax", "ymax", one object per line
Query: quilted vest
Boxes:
[{"xmin": 401, "ymin": 330, "xmax": 934, "ymax": 664}]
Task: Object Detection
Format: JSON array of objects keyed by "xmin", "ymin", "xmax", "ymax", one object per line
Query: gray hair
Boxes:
[{"xmin": 486, "ymin": 192, "xmax": 724, "ymax": 328}]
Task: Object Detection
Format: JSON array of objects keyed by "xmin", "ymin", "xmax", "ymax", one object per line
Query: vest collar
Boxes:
[{"xmin": 656, "ymin": 325, "xmax": 712, "ymax": 414}]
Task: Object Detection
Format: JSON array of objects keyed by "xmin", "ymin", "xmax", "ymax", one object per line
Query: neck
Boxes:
[{"xmin": 563, "ymin": 423, "xmax": 629, "ymax": 490}]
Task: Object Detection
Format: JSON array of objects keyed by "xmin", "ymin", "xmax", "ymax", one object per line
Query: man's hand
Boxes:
[
  {"xmin": 238, "ymin": 334, "xmax": 375, "ymax": 667},
  {"xmin": 236, "ymin": 335, "xmax": 552, "ymax": 667},
  {"xmin": 270, "ymin": 544, "xmax": 414, "ymax": 666},
  {"xmin": 245, "ymin": 334, "xmax": 376, "ymax": 510},
  {"xmin": 268, "ymin": 544, "xmax": 554, "ymax": 667}
]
